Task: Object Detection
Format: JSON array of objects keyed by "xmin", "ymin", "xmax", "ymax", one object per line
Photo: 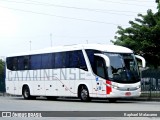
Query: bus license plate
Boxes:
[{"xmin": 125, "ymin": 92, "xmax": 131, "ymax": 96}]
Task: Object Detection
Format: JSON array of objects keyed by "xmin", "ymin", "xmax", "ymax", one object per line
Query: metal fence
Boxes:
[{"xmin": 141, "ymin": 69, "xmax": 160, "ymax": 99}]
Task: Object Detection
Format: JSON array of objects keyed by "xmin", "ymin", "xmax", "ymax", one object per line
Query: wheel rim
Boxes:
[{"xmin": 81, "ymin": 89, "xmax": 88, "ymax": 100}]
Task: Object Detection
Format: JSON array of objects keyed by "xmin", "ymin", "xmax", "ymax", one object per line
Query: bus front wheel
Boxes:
[{"xmin": 79, "ymin": 86, "xmax": 91, "ymax": 102}]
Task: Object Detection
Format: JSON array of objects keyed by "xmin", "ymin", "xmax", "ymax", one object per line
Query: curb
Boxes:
[
  {"xmin": 119, "ymin": 97, "xmax": 160, "ymax": 101},
  {"xmin": 135, "ymin": 98, "xmax": 160, "ymax": 101}
]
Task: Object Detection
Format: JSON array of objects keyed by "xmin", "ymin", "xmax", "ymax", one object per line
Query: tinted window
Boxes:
[
  {"xmin": 55, "ymin": 52, "xmax": 63, "ymax": 68},
  {"xmin": 7, "ymin": 56, "xmax": 30, "ymax": 71},
  {"xmin": 94, "ymin": 56, "xmax": 107, "ymax": 79},
  {"xmin": 69, "ymin": 51, "xmax": 79, "ymax": 68},
  {"xmin": 86, "ymin": 49, "xmax": 101, "ymax": 72},
  {"xmin": 65, "ymin": 52, "xmax": 70, "ymax": 68},
  {"xmin": 79, "ymin": 51, "xmax": 87, "ymax": 70},
  {"xmin": 7, "ymin": 50, "xmax": 88, "ymax": 71},
  {"xmin": 69, "ymin": 50, "xmax": 87, "ymax": 71},
  {"xmin": 41, "ymin": 53, "xmax": 53, "ymax": 69},
  {"xmin": 24, "ymin": 56, "xmax": 30, "ymax": 70},
  {"xmin": 30, "ymin": 55, "xmax": 41, "ymax": 70},
  {"xmin": 17, "ymin": 56, "xmax": 24, "ymax": 70},
  {"xmin": 6, "ymin": 57, "xmax": 13, "ymax": 70},
  {"xmin": 86, "ymin": 50, "xmax": 94, "ymax": 66},
  {"xmin": 12, "ymin": 57, "xmax": 18, "ymax": 70}
]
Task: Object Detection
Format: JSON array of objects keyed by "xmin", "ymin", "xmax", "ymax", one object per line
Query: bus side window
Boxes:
[
  {"xmin": 30, "ymin": 55, "xmax": 42, "ymax": 70},
  {"xmin": 41, "ymin": 53, "xmax": 52, "ymax": 69},
  {"xmin": 78, "ymin": 51, "xmax": 88, "ymax": 71},
  {"xmin": 12, "ymin": 57, "xmax": 18, "ymax": 70},
  {"xmin": 18, "ymin": 56, "xmax": 24, "ymax": 70},
  {"xmin": 69, "ymin": 51, "xmax": 79, "ymax": 68},
  {"xmin": 52, "ymin": 53, "xmax": 55, "ymax": 68},
  {"xmin": 86, "ymin": 50, "xmax": 94, "ymax": 68},
  {"xmin": 6, "ymin": 57, "xmax": 13, "ymax": 70},
  {"xmin": 55, "ymin": 52, "xmax": 63, "ymax": 68},
  {"xmin": 94, "ymin": 56, "xmax": 106, "ymax": 79},
  {"xmin": 63, "ymin": 52, "xmax": 69, "ymax": 68},
  {"xmin": 86, "ymin": 49, "xmax": 101, "ymax": 72},
  {"xmin": 24, "ymin": 56, "xmax": 30, "ymax": 70},
  {"xmin": 69, "ymin": 50, "xmax": 87, "ymax": 71}
]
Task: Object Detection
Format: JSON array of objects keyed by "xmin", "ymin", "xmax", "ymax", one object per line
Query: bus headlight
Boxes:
[
  {"xmin": 112, "ymin": 86, "xmax": 118, "ymax": 89},
  {"xmin": 111, "ymin": 83, "xmax": 119, "ymax": 89},
  {"xmin": 103, "ymin": 82, "xmax": 119, "ymax": 89},
  {"xmin": 136, "ymin": 85, "xmax": 141, "ymax": 89}
]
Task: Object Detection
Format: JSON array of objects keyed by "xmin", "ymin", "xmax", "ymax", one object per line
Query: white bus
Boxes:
[{"xmin": 5, "ymin": 44, "xmax": 145, "ymax": 102}]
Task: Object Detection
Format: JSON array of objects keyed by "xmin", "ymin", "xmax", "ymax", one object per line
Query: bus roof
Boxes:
[{"xmin": 7, "ymin": 44, "xmax": 133, "ymax": 57}]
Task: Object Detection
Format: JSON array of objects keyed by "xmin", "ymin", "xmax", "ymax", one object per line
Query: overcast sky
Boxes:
[{"xmin": 0, "ymin": 0, "xmax": 157, "ymax": 57}]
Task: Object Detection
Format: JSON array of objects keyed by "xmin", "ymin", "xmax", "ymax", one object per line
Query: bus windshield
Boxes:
[{"xmin": 104, "ymin": 53, "xmax": 140, "ymax": 83}]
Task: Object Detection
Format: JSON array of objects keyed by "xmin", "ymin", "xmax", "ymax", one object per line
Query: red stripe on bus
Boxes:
[{"xmin": 106, "ymin": 80, "xmax": 112, "ymax": 94}]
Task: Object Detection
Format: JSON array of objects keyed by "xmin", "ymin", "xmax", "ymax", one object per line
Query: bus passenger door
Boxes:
[{"xmin": 93, "ymin": 56, "xmax": 107, "ymax": 97}]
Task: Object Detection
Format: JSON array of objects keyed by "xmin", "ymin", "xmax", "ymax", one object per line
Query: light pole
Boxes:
[{"xmin": 86, "ymin": 40, "xmax": 88, "ymax": 44}]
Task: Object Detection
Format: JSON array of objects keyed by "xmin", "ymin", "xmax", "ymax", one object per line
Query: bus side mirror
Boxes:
[
  {"xmin": 94, "ymin": 54, "xmax": 110, "ymax": 67},
  {"xmin": 135, "ymin": 55, "xmax": 146, "ymax": 68}
]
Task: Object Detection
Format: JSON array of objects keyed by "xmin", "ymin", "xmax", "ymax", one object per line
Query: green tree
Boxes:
[
  {"xmin": 112, "ymin": 1, "xmax": 160, "ymax": 68},
  {"xmin": 0, "ymin": 59, "xmax": 5, "ymax": 92},
  {"xmin": 0, "ymin": 59, "xmax": 5, "ymax": 76}
]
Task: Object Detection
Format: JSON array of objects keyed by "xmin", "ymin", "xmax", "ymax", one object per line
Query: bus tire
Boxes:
[
  {"xmin": 22, "ymin": 85, "xmax": 32, "ymax": 100},
  {"xmin": 79, "ymin": 85, "xmax": 91, "ymax": 102}
]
